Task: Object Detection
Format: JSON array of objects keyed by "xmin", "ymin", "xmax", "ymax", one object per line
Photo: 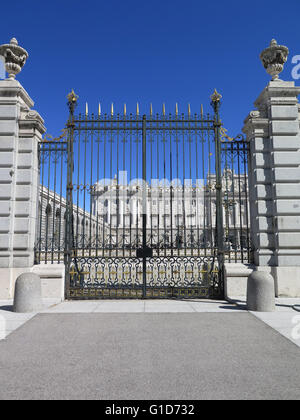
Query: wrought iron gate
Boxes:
[{"xmin": 35, "ymin": 90, "xmax": 252, "ymax": 299}]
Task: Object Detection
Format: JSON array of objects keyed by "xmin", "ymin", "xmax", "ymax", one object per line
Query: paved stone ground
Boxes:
[
  {"xmin": 0, "ymin": 312, "xmax": 300, "ymax": 400},
  {"xmin": 0, "ymin": 299, "xmax": 61, "ymax": 340},
  {"xmin": 1, "ymin": 298, "xmax": 300, "ymax": 346},
  {"xmin": 42, "ymin": 299, "xmax": 245, "ymax": 313},
  {"xmin": 0, "ymin": 299, "xmax": 244, "ymax": 340},
  {"xmin": 231, "ymin": 297, "xmax": 300, "ymax": 347}
]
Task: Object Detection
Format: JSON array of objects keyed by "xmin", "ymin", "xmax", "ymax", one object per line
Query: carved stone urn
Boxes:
[
  {"xmin": 0, "ymin": 38, "xmax": 28, "ymax": 80},
  {"xmin": 260, "ymin": 39, "xmax": 289, "ymax": 81}
]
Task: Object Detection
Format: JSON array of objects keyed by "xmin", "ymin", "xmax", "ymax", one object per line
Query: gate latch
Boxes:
[{"xmin": 137, "ymin": 247, "xmax": 153, "ymax": 258}]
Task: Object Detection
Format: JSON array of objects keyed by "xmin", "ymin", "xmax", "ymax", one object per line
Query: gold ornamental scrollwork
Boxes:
[
  {"xmin": 42, "ymin": 128, "xmax": 68, "ymax": 143},
  {"xmin": 220, "ymin": 126, "xmax": 234, "ymax": 142}
]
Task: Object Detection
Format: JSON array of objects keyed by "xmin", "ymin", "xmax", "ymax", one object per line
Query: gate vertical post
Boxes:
[
  {"xmin": 142, "ymin": 114, "xmax": 147, "ymax": 298},
  {"xmin": 64, "ymin": 90, "xmax": 78, "ymax": 299},
  {"xmin": 211, "ymin": 90, "xmax": 225, "ymax": 296}
]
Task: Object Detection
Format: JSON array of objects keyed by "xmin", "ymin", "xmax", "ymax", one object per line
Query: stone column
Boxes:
[
  {"xmin": 243, "ymin": 41, "xmax": 300, "ymax": 297},
  {"xmin": 0, "ymin": 79, "xmax": 45, "ymax": 298}
]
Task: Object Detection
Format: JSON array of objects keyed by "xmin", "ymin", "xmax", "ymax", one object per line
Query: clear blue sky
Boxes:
[{"xmin": 1, "ymin": 0, "xmax": 299, "ymax": 137}]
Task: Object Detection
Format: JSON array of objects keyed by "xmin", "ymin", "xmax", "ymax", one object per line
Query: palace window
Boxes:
[{"xmin": 45, "ymin": 204, "xmax": 52, "ymax": 236}]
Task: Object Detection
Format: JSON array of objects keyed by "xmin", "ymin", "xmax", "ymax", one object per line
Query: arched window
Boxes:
[
  {"xmin": 55, "ymin": 209, "xmax": 61, "ymax": 245},
  {"xmin": 45, "ymin": 204, "xmax": 52, "ymax": 236}
]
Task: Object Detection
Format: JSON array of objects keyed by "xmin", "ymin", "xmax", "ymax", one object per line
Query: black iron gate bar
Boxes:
[
  {"xmin": 36, "ymin": 140, "xmax": 68, "ymax": 265},
  {"xmin": 34, "ymin": 90, "xmax": 252, "ymax": 300},
  {"xmin": 62, "ymin": 92, "xmax": 226, "ymax": 300},
  {"xmin": 221, "ymin": 136, "xmax": 252, "ymax": 264}
]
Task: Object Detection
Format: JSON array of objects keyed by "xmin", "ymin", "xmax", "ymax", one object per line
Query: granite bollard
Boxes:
[
  {"xmin": 13, "ymin": 273, "xmax": 43, "ymax": 313},
  {"xmin": 247, "ymin": 271, "xmax": 276, "ymax": 312}
]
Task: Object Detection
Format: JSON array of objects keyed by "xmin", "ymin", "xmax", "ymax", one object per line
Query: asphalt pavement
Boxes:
[{"xmin": 0, "ymin": 312, "xmax": 300, "ymax": 400}]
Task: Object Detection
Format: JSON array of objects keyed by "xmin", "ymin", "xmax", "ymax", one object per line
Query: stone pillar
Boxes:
[
  {"xmin": 243, "ymin": 42, "xmax": 300, "ymax": 296},
  {"xmin": 0, "ymin": 79, "xmax": 45, "ymax": 298}
]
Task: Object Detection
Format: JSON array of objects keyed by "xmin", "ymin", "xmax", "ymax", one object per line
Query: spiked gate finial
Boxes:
[
  {"xmin": 85, "ymin": 102, "xmax": 88, "ymax": 116},
  {"xmin": 67, "ymin": 89, "xmax": 79, "ymax": 115},
  {"xmin": 98, "ymin": 103, "xmax": 101, "ymax": 117},
  {"xmin": 188, "ymin": 103, "xmax": 191, "ymax": 117},
  {"xmin": 175, "ymin": 103, "xmax": 179, "ymax": 116},
  {"xmin": 136, "ymin": 102, "xmax": 139, "ymax": 116},
  {"xmin": 111, "ymin": 103, "xmax": 114, "ymax": 116},
  {"xmin": 210, "ymin": 89, "xmax": 222, "ymax": 113},
  {"xmin": 150, "ymin": 103, "xmax": 153, "ymax": 116},
  {"xmin": 67, "ymin": 89, "xmax": 79, "ymax": 104},
  {"xmin": 201, "ymin": 104, "xmax": 204, "ymax": 119},
  {"xmin": 210, "ymin": 89, "xmax": 222, "ymax": 103},
  {"xmin": 162, "ymin": 103, "xmax": 166, "ymax": 116},
  {"xmin": 124, "ymin": 104, "xmax": 127, "ymax": 117}
]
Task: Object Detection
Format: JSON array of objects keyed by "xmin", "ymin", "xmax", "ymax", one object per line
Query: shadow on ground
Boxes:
[{"xmin": 0, "ymin": 305, "xmax": 13, "ymax": 312}]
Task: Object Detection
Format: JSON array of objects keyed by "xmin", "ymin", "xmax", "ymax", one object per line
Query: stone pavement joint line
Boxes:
[{"xmin": 42, "ymin": 299, "xmax": 244, "ymax": 314}]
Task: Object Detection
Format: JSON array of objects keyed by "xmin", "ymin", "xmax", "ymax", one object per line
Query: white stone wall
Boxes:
[
  {"xmin": 0, "ymin": 80, "xmax": 45, "ymax": 268},
  {"xmin": 88, "ymin": 170, "xmax": 249, "ymax": 250},
  {"xmin": 244, "ymin": 81, "xmax": 300, "ymax": 267},
  {"xmin": 243, "ymin": 80, "xmax": 300, "ymax": 297},
  {"xmin": 91, "ymin": 171, "xmax": 248, "ymax": 229},
  {"xmin": 38, "ymin": 186, "xmax": 100, "ymax": 242},
  {"xmin": 35, "ymin": 168, "xmax": 249, "ymax": 254},
  {"xmin": 36, "ymin": 186, "xmax": 106, "ymax": 260},
  {"xmin": 0, "ymin": 80, "xmax": 45, "ymax": 298}
]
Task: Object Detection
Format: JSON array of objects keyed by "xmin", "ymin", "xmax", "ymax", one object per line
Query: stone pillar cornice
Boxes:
[
  {"xmin": 18, "ymin": 119, "xmax": 46, "ymax": 138},
  {"xmin": 243, "ymin": 113, "xmax": 269, "ymax": 137},
  {"xmin": 19, "ymin": 111, "xmax": 46, "ymax": 136},
  {"xmin": 0, "ymin": 80, "xmax": 34, "ymax": 109},
  {"xmin": 0, "ymin": 80, "xmax": 46, "ymax": 135},
  {"xmin": 254, "ymin": 81, "xmax": 300, "ymax": 110}
]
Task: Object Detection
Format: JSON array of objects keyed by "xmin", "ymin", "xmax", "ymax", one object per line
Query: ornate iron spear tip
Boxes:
[
  {"xmin": 0, "ymin": 37, "xmax": 29, "ymax": 80},
  {"xmin": 210, "ymin": 89, "xmax": 222, "ymax": 103},
  {"xmin": 67, "ymin": 89, "xmax": 79, "ymax": 114},
  {"xmin": 260, "ymin": 39, "xmax": 289, "ymax": 81},
  {"xmin": 210, "ymin": 89, "xmax": 222, "ymax": 114},
  {"xmin": 67, "ymin": 89, "xmax": 79, "ymax": 104}
]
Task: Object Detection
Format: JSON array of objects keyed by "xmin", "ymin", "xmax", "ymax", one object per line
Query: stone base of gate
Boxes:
[
  {"xmin": 224, "ymin": 263, "xmax": 254, "ymax": 300},
  {"xmin": 32, "ymin": 265, "xmax": 65, "ymax": 301},
  {"xmin": 225, "ymin": 264, "xmax": 300, "ymax": 300},
  {"xmin": 0, "ymin": 265, "xmax": 65, "ymax": 301}
]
